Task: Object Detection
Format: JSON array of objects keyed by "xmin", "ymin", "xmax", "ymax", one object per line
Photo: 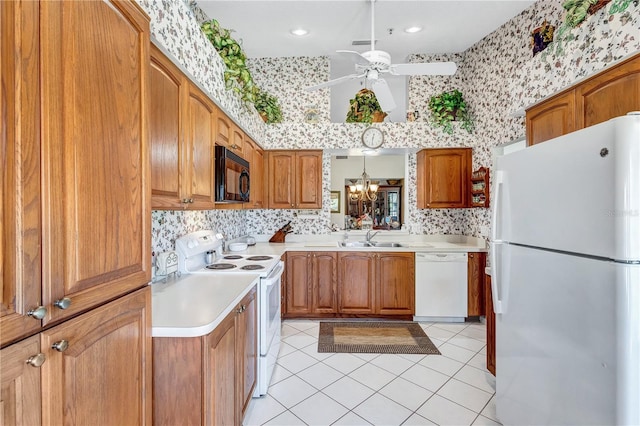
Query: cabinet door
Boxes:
[
  {"xmin": 268, "ymin": 151, "xmax": 295, "ymax": 209},
  {"xmin": 295, "ymin": 151, "xmax": 323, "ymax": 209},
  {"xmin": 0, "ymin": 336, "xmax": 41, "ymax": 426},
  {"xmin": 575, "ymin": 54, "xmax": 640, "ymax": 129},
  {"xmin": 526, "ymin": 90, "xmax": 575, "ymax": 146},
  {"xmin": 338, "ymin": 252, "xmax": 375, "ymax": 314},
  {"xmin": 416, "ymin": 148, "xmax": 471, "ymax": 208},
  {"xmin": 40, "ymin": 0, "xmax": 150, "ymax": 325},
  {"xmin": 375, "ymin": 252, "xmax": 415, "ymax": 315},
  {"xmin": 153, "ymin": 336, "xmax": 203, "ymax": 426},
  {"xmin": 249, "ymin": 140, "xmax": 265, "ymax": 209},
  {"xmin": 312, "ymin": 252, "xmax": 338, "ymax": 313},
  {"xmin": 230, "ymin": 123, "xmax": 245, "ymax": 158},
  {"xmin": 285, "ymin": 252, "xmax": 312, "ymax": 315},
  {"xmin": 485, "ymin": 274, "xmax": 496, "ymax": 376},
  {"xmin": 0, "ymin": 0, "xmax": 42, "ymax": 346},
  {"xmin": 467, "ymin": 252, "xmax": 486, "ymax": 316},
  {"xmin": 204, "ymin": 311, "xmax": 236, "ymax": 426},
  {"xmin": 40, "ymin": 287, "xmax": 152, "ymax": 425},
  {"xmin": 186, "ymin": 84, "xmax": 216, "ymax": 210},
  {"xmin": 215, "ymin": 109, "xmax": 232, "ymax": 148},
  {"xmin": 236, "ymin": 287, "xmax": 257, "ymax": 418},
  {"xmin": 150, "ymin": 44, "xmax": 188, "ymax": 209}
]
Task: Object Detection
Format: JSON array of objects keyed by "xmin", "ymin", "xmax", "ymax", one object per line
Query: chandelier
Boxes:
[{"xmin": 349, "ymin": 156, "xmax": 379, "ymax": 201}]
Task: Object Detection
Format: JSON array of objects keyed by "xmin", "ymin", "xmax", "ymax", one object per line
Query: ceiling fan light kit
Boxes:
[{"xmin": 305, "ymin": 0, "xmax": 457, "ymax": 115}]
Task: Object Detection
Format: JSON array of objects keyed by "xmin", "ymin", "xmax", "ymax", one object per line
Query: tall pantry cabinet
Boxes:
[{"xmin": 1, "ymin": 1, "xmax": 152, "ymax": 425}]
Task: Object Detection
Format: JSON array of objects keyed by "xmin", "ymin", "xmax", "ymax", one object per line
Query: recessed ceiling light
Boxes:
[
  {"xmin": 404, "ymin": 26, "xmax": 423, "ymax": 34},
  {"xmin": 290, "ymin": 28, "xmax": 309, "ymax": 36}
]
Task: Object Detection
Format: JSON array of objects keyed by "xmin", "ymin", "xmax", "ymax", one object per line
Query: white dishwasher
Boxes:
[{"xmin": 414, "ymin": 252, "xmax": 468, "ymax": 322}]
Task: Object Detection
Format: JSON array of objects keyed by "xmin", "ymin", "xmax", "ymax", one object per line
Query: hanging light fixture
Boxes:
[{"xmin": 349, "ymin": 156, "xmax": 379, "ymax": 201}]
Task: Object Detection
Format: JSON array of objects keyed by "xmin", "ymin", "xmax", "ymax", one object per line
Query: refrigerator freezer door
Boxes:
[
  {"xmin": 495, "ymin": 244, "xmax": 639, "ymax": 425},
  {"xmin": 494, "ymin": 114, "xmax": 640, "ymax": 262}
]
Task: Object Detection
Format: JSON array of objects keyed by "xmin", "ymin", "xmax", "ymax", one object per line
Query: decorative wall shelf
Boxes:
[{"xmin": 470, "ymin": 167, "xmax": 490, "ymax": 208}]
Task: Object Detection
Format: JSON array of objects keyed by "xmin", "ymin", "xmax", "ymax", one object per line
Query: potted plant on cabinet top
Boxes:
[
  {"xmin": 346, "ymin": 89, "xmax": 387, "ymax": 123},
  {"xmin": 428, "ymin": 89, "xmax": 474, "ymax": 135},
  {"xmin": 255, "ymin": 90, "xmax": 283, "ymax": 124}
]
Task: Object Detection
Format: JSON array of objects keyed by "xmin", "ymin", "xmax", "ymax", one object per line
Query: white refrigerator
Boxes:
[{"xmin": 491, "ymin": 113, "xmax": 640, "ymax": 425}]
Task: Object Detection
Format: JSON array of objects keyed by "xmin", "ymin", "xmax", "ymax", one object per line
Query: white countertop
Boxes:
[
  {"xmin": 151, "ymin": 273, "xmax": 259, "ymax": 338},
  {"xmin": 152, "ymin": 234, "xmax": 487, "ymax": 338}
]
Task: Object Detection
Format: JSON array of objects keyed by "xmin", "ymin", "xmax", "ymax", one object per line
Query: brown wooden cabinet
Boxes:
[
  {"xmin": 527, "ymin": 53, "xmax": 640, "ymax": 145},
  {"xmin": 247, "ymin": 138, "xmax": 265, "ymax": 209},
  {"xmin": 40, "ymin": 0, "xmax": 151, "ymax": 326},
  {"xmin": 1, "ymin": 0, "xmax": 42, "ymax": 346},
  {"xmin": 337, "ymin": 252, "xmax": 377, "ymax": 314},
  {"xmin": 467, "ymin": 252, "xmax": 486, "ymax": 317},
  {"xmin": 41, "ymin": 287, "xmax": 152, "ymax": 425},
  {"xmin": 150, "ymin": 45, "xmax": 216, "ymax": 210},
  {"xmin": 2, "ymin": 2, "xmax": 153, "ymax": 424},
  {"xmin": 154, "ymin": 287, "xmax": 257, "ymax": 426},
  {"xmin": 284, "ymin": 251, "xmax": 337, "ymax": 316},
  {"xmin": 416, "ymin": 148, "xmax": 472, "ymax": 209},
  {"xmin": 485, "ymin": 274, "xmax": 496, "ymax": 376},
  {"xmin": 267, "ymin": 150, "xmax": 322, "ymax": 209},
  {"xmin": 526, "ymin": 91, "xmax": 576, "ymax": 146},
  {"xmin": 215, "ymin": 108, "xmax": 232, "ymax": 148},
  {"xmin": 285, "ymin": 251, "xmax": 414, "ymax": 318},
  {"xmin": 231, "ymin": 123, "xmax": 245, "ymax": 158},
  {"xmin": 0, "ymin": 336, "xmax": 42, "ymax": 426},
  {"xmin": 375, "ymin": 252, "xmax": 415, "ymax": 315},
  {"xmin": 1, "ymin": 287, "xmax": 152, "ymax": 426}
]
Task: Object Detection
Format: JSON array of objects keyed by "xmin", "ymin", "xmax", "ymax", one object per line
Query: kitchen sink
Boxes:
[
  {"xmin": 371, "ymin": 242, "xmax": 405, "ymax": 247},
  {"xmin": 338, "ymin": 241, "xmax": 373, "ymax": 247}
]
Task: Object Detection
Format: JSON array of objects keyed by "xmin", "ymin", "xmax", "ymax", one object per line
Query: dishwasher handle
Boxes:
[{"xmin": 416, "ymin": 252, "xmax": 468, "ymax": 262}]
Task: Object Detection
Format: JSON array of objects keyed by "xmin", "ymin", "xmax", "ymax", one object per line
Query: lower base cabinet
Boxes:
[
  {"xmin": 467, "ymin": 252, "xmax": 486, "ymax": 316},
  {"xmin": 284, "ymin": 251, "xmax": 414, "ymax": 318},
  {"xmin": 0, "ymin": 287, "xmax": 152, "ymax": 426},
  {"xmin": 153, "ymin": 286, "xmax": 257, "ymax": 426}
]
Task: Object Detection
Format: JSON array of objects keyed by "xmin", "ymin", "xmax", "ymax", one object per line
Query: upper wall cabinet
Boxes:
[
  {"xmin": 39, "ymin": 0, "xmax": 151, "ymax": 326},
  {"xmin": 150, "ymin": 45, "xmax": 215, "ymax": 210},
  {"xmin": 416, "ymin": 148, "xmax": 471, "ymax": 209},
  {"xmin": 246, "ymin": 137, "xmax": 265, "ymax": 209},
  {"xmin": 527, "ymin": 53, "xmax": 640, "ymax": 145},
  {"xmin": 267, "ymin": 151, "xmax": 322, "ymax": 209},
  {"xmin": 215, "ymin": 110, "xmax": 245, "ymax": 158}
]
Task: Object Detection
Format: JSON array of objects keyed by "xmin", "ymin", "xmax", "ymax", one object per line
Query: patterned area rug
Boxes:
[{"xmin": 318, "ymin": 321, "xmax": 441, "ymax": 355}]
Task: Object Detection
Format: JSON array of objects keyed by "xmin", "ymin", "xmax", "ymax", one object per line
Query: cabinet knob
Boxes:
[
  {"xmin": 27, "ymin": 306, "xmax": 47, "ymax": 320},
  {"xmin": 469, "ymin": 254, "xmax": 474, "ymax": 258},
  {"xmin": 53, "ymin": 297, "xmax": 72, "ymax": 310},
  {"xmin": 51, "ymin": 340, "xmax": 69, "ymax": 352},
  {"xmin": 182, "ymin": 198, "xmax": 190, "ymax": 204},
  {"xmin": 26, "ymin": 353, "xmax": 46, "ymax": 368}
]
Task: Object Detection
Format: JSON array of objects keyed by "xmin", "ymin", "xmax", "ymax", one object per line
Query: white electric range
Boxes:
[{"xmin": 175, "ymin": 230, "xmax": 283, "ymax": 397}]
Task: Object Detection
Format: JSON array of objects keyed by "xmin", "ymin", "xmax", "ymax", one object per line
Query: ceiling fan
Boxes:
[{"xmin": 305, "ymin": 0, "xmax": 457, "ymax": 113}]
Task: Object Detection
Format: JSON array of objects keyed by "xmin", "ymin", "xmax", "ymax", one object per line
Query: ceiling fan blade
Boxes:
[
  {"xmin": 389, "ymin": 61, "xmax": 457, "ymax": 76},
  {"xmin": 371, "ymin": 78, "xmax": 396, "ymax": 112},
  {"xmin": 305, "ymin": 73, "xmax": 366, "ymax": 91},
  {"xmin": 336, "ymin": 50, "xmax": 371, "ymax": 66}
]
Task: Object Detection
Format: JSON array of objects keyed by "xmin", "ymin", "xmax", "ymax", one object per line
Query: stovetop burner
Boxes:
[
  {"xmin": 206, "ymin": 263, "xmax": 237, "ymax": 270},
  {"xmin": 241, "ymin": 264, "xmax": 265, "ymax": 271},
  {"xmin": 246, "ymin": 256, "xmax": 273, "ymax": 261},
  {"xmin": 223, "ymin": 255, "xmax": 243, "ymax": 260}
]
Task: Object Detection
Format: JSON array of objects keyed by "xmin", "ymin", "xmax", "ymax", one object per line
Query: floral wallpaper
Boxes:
[{"xmin": 142, "ymin": 0, "xmax": 640, "ymax": 251}]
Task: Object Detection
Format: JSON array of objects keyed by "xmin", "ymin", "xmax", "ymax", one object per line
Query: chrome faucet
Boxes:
[{"xmin": 365, "ymin": 230, "xmax": 380, "ymax": 243}]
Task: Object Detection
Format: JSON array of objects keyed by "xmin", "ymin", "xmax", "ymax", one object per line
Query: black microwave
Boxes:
[{"xmin": 215, "ymin": 146, "xmax": 250, "ymax": 202}]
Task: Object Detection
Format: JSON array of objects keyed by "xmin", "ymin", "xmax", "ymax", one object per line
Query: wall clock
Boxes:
[{"xmin": 361, "ymin": 126, "xmax": 384, "ymax": 149}]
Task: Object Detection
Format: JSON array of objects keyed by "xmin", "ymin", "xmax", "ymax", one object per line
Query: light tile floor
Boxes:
[{"xmin": 244, "ymin": 320, "xmax": 501, "ymax": 426}]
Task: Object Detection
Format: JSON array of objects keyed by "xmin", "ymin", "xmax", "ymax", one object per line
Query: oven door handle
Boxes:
[{"xmin": 263, "ymin": 261, "xmax": 284, "ymax": 286}]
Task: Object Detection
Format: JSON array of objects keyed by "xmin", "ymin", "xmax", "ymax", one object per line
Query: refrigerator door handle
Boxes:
[
  {"xmin": 491, "ymin": 241, "xmax": 504, "ymax": 314},
  {"xmin": 491, "ymin": 169, "xmax": 504, "ymax": 244}
]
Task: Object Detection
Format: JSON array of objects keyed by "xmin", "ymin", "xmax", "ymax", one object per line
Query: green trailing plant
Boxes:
[
  {"xmin": 562, "ymin": 0, "xmax": 599, "ymax": 27},
  {"xmin": 254, "ymin": 90, "xmax": 283, "ymax": 124},
  {"xmin": 428, "ymin": 89, "xmax": 474, "ymax": 135},
  {"xmin": 345, "ymin": 89, "xmax": 387, "ymax": 123}
]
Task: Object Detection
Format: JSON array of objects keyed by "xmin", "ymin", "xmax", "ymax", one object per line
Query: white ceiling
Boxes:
[{"xmin": 197, "ymin": 1, "xmax": 536, "ymax": 60}]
